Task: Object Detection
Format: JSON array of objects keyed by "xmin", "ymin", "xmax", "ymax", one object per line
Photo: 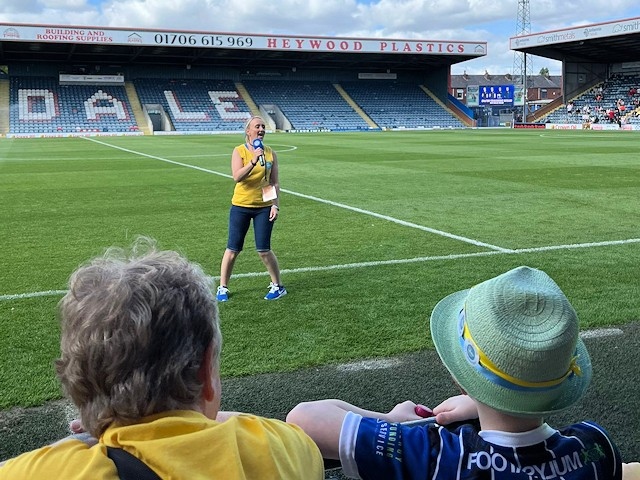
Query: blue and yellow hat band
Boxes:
[{"xmin": 457, "ymin": 307, "xmax": 582, "ymax": 392}]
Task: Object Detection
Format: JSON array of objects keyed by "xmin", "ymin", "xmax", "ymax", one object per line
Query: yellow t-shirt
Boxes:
[
  {"xmin": 0, "ymin": 411, "xmax": 324, "ymax": 480},
  {"xmin": 232, "ymin": 143, "xmax": 275, "ymax": 208}
]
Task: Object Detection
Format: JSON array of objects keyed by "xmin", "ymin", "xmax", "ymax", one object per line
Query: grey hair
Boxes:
[{"xmin": 55, "ymin": 237, "xmax": 221, "ymax": 437}]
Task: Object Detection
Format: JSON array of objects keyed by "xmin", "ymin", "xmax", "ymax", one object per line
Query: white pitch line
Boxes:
[
  {"xmin": 229, "ymin": 237, "xmax": 640, "ymax": 279},
  {"xmin": 279, "ymin": 190, "xmax": 512, "ymax": 252},
  {"xmin": 83, "ymin": 137, "xmax": 234, "ymax": 179},
  {"xmin": 2, "ymin": 237, "xmax": 638, "ymax": 301},
  {"xmin": 511, "ymin": 238, "xmax": 640, "ymax": 252},
  {"xmin": 0, "ymin": 290, "xmax": 68, "ymax": 301},
  {"xmin": 231, "ymin": 249, "xmax": 503, "ymax": 279},
  {"xmin": 83, "ymin": 137, "xmax": 511, "ymax": 252},
  {"xmin": 580, "ymin": 328, "xmax": 624, "ymax": 339},
  {"xmin": 337, "ymin": 358, "xmax": 403, "ymax": 372},
  {"xmin": 336, "ymin": 328, "xmax": 624, "ymax": 372}
]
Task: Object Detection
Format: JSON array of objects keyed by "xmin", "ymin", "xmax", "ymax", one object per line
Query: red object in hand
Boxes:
[{"xmin": 414, "ymin": 405, "xmax": 434, "ymax": 418}]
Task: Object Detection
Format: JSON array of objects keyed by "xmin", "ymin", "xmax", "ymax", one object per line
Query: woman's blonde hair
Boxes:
[{"xmin": 244, "ymin": 115, "xmax": 264, "ymax": 140}]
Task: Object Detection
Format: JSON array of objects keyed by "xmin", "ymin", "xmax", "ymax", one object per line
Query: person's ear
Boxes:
[{"xmin": 199, "ymin": 343, "xmax": 215, "ymax": 401}]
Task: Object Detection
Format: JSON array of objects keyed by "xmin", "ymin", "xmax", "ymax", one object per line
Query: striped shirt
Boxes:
[{"xmin": 339, "ymin": 412, "xmax": 622, "ymax": 480}]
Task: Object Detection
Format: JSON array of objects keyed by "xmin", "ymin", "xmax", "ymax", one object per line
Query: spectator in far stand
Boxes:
[{"xmin": 618, "ymin": 99, "xmax": 627, "ymax": 115}]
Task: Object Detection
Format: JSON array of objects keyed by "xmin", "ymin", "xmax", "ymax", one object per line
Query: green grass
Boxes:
[{"xmin": 1, "ymin": 129, "xmax": 639, "ymax": 409}]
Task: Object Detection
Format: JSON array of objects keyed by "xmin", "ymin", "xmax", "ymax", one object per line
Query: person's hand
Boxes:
[
  {"xmin": 269, "ymin": 205, "xmax": 279, "ymax": 221},
  {"xmin": 386, "ymin": 401, "xmax": 432, "ymax": 423},
  {"xmin": 69, "ymin": 419, "xmax": 85, "ymax": 434},
  {"xmin": 253, "ymin": 148, "xmax": 263, "ymax": 165},
  {"xmin": 432, "ymin": 394, "xmax": 478, "ymax": 425},
  {"xmin": 46, "ymin": 419, "xmax": 98, "ymax": 448}
]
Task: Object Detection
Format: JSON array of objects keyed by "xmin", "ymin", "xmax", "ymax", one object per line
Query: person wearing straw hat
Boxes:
[{"xmin": 287, "ymin": 266, "xmax": 628, "ymax": 479}]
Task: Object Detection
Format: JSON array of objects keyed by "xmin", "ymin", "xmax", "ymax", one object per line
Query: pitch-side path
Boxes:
[{"xmin": 1, "ymin": 322, "xmax": 638, "ymax": 476}]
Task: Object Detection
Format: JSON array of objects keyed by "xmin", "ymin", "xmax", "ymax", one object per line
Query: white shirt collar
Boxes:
[{"xmin": 479, "ymin": 423, "xmax": 557, "ymax": 447}]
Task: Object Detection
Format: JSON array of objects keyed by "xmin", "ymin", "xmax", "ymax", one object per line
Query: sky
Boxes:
[{"xmin": 1, "ymin": 0, "xmax": 639, "ymax": 76}]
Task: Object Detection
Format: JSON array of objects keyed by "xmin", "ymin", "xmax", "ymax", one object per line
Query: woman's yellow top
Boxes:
[{"xmin": 232, "ymin": 143, "xmax": 274, "ymax": 208}]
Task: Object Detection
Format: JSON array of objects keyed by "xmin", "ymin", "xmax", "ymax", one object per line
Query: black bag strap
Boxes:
[{"xmin": 106, "ymin": 446, "xmax": 162, "ymax": 480}]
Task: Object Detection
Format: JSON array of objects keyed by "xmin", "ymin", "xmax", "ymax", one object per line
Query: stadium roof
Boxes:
[
  {"xmin": 0, "ymin": 23, "xmax": 487, "ymax": 72},
  {"xmin": 510, "ymin": 16, "xmax": 640, "ymax": 65},
  {"xmin": 0, "ymin": 43, "xmax": 481, "ymax": 71},
  {"xmin": 450, "ymin": 74, "xmax": 562, "ymax": 89}
]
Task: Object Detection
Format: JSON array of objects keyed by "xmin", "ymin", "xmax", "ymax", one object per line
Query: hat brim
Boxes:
[{"xmin": 430, "ymin": 288, "xmax": 592, "ymax": 417}]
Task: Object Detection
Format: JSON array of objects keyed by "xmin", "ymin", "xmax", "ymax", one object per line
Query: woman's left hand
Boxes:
[{"xmin": 269, "ymin": 205, "xmax": 279, "ymax": 221}]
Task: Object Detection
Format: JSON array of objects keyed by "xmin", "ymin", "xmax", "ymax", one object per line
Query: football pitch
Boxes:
[{"xmin": 1, "ymin": 129, "xmax": 639, "ymax": 463}]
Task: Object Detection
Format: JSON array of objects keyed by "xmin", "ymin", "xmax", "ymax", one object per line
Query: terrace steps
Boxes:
[
  {"xmin": 235, "ymin": 82, "xmax": 261, "ymax": 116},
  {"xmin": 333, "ymin": 83, "xmax": 378, "ymax": 128},
  {"xmin": 0, "ymin": 79, "xmax": 9, "ymax": 136},
  {"xmin": 125, "ymin": 82, "xmax": 152, "ymax": 135},
  {"xmin": 419, "ymin": 85, "xmax": 471, "ymax": 127}
]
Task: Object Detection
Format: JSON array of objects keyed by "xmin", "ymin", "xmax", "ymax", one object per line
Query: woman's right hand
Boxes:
[{"xmin": 252, "ymin": 148, "xmax": 263, "ymax": 165}]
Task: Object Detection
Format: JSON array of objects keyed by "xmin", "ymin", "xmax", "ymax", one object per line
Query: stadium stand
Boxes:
[
  {"xmin": 541, "ymin": 74, "xmax": 640, "ymax": 126},
  {"xmin": 242, "ymin": 80, "xmax": 373, "ymax": 131},
  {"xmin": 7, "ymin": 75, "xmax": 472, "ymax": 135},
  {"xmin": 0, "ymin": 79, "xmax": 9, "ymax": 136},
  {"xmin": 9, "ymin": 76, "xmax": 138, "ymax": 135},
  {"xmin": 134, "ymin": 78, "xmax": 252, "ymax": 133},
  {"xmin": 7, "ymin": 72, "xmax": 639, "ymax": 135},
  {"xmin": 340, "ymin": 80, "xmax": 465, "ymax": 129}
]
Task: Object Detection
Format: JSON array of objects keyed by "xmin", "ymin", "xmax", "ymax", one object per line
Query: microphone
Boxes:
[{"xmin": 252, "ymin": 138, "xmax": 265, "ymax": 166}]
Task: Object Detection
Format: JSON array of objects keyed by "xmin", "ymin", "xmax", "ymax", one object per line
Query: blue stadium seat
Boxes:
[
  {"xmin": 134, "ymin": 78, "xmax": 250, "ymax": 133},
  {"xmin": 9, "ymin": 76, "xmax": 137, "ymax": 134}
]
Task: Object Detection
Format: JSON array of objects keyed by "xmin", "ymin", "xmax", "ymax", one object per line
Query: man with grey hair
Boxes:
[{"xmin": 0, "ymin": 239, "xmax": 323, "ymax": 479}]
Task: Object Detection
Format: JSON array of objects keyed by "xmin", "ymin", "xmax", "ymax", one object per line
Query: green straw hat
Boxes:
[{"xmin": 430, "ymin": 266, "xmax": 591, "ymax": 416}]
